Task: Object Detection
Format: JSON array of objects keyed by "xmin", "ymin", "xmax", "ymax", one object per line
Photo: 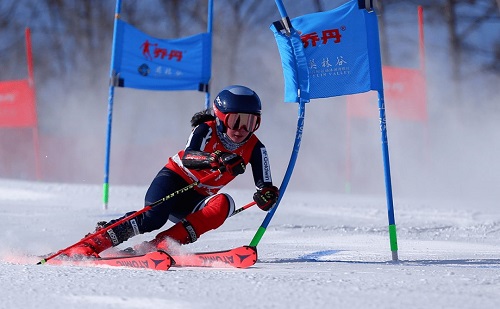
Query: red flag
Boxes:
[
  {"xmin": 347, "ymin": 66, "xmax": 427, "ymax": 122},
  {"xmin": 0, "ymin": 79, "xmax": 37, "ymax": 128}
]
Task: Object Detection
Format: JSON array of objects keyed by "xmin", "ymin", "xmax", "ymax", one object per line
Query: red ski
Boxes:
[
  {"xmin": 45, "ymin": 251, "xmax": 173, "ymax": 271},
  {"xmin": 170, "ymin": 245, "xmax": 257, "ymax": 269},
  {"xmin": 43, "ymin": 246, "xmax": 256, "ymax": 270}
]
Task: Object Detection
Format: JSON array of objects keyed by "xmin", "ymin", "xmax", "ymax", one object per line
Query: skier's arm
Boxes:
[
  {"xmin": 181, "ymin": 124, "xmax": 245, "ymax": 175},
  {"xmin": 183, "ymin": 150, "xmax": 245, "ymax": 176},
  {"xmin": 249, "ymin": 142, "xmax": 279, "ymax": 211}
]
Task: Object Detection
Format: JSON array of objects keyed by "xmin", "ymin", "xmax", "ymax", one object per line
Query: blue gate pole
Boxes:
[
  {"xmin": 103, "ymin": 0, "xmax": 122, "ymax": 210},
  {"xmin": 249, "ymin": 0, "xmax": 309, "ymax": 247},
  {"xmin": 377, "ymin": 90, "xmax": 399, "ymax": 261},
  {"xmin": 250, "ymin": 100, "xmax": 305, "ymax": 247},
  {"xmin": 204, "ymin": 0, "xmax": 213, "ymax": 109}
]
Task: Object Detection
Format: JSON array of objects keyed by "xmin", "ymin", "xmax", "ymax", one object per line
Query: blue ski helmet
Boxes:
[
  {"xmin": 213, "ymin": 85, "xmax": 262, "ymax": 116},
  {"xmin": 213, "ymin": 85, "xmax": 262, "ymax": 132}
]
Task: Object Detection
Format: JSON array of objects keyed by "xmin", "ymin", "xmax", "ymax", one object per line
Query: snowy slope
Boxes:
[{"xmin": 1, "ymin": 178, "xmax": 500, "ymax": 309}]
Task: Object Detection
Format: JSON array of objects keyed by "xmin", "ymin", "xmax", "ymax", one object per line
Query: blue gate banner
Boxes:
[
  {"xmin": 112, "ymin": 19, "xmax": 211, "ymax": 91},
  {"xmin": 271, "ymin": 0, "xmax": 383, "ymax": 103}
]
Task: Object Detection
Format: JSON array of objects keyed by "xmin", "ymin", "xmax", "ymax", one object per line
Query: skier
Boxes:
[{"xmin": 65, "ymin": 85, "xmax": 279, "ymax": 258}]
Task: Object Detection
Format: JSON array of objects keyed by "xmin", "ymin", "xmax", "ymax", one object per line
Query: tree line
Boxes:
[
  {"xmin": 0, "ymin": 0, "xmax": 499, "ymax": 184},
  {"xmin": 1, "ymin": 0, "xmax": 498, "ymax": 92}
]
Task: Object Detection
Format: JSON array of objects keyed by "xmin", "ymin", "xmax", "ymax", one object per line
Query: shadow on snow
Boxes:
[{"xmin": 259, "ymin": 249, "xmax": 500, "ymax": 268}]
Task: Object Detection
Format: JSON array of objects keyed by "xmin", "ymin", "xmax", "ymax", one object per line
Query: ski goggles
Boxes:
[{"xmin": 223, "ymin": 113, "xmax": 261, "ymax": 132}]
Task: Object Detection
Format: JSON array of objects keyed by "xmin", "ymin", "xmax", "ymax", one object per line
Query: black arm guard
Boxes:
[{"xmin": 182, "ymin": 150, "xmax": 215, "ymax": 170}]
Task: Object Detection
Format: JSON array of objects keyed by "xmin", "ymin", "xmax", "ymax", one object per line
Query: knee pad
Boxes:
[
  {"xmin": 184, "ymin": 193, "xmax": 235, "ymax": 237},
  {"xmin": 193, "ymin": 193, "xmax": 235, "ymax": 219}
]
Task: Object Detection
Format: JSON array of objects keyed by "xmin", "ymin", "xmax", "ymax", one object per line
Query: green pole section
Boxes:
[
  {"xmin": 103, "ymin": 183, "xmax": 109, "ymax": 206},
  {"xmin": 249, "ymin": 227, "xmax": 267, "ymax": 247},
  {"xmin": 389, "ymin": 224, "xmax": 398, "ymax": 251}
]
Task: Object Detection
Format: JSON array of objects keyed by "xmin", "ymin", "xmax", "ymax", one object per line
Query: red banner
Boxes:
[
  {"xmin": 347, "ymin": 66, "xmax": 427, "ymax": 122},
  {"xmin": 0, "ymin": 79, "xmax": 37, "ymax": 128}
]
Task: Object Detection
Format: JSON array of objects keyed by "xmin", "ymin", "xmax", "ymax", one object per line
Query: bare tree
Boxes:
[
  {"xmin": 0, "ymin": 1, "xmax": 32, "ymax": 80},
  {"xmin": 312, "ymin": 0, "xmax": 325, "ymax": 11},
  {"xmin": 375, "ymin": 0, "xmax": 391, "ymax": 65},
  {"xmin": 211, "ymin": 0, "xmax": 276, "ymax": 85}
]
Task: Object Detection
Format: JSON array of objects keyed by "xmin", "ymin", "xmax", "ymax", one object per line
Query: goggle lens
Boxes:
[{"xmin": 225, "ymin": 113, "xmax": 260, "ymax": 132}]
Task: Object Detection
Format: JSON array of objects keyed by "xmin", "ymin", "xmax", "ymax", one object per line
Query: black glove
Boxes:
[
  {"xmin": 210, "ymin": 151, "xmax": 246, "ymax": 176},
  {"xmin": 253, "ymin": 186, "xmax": 279, "ymax": 211}
]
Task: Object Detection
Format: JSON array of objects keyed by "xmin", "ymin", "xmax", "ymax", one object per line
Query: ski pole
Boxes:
[
  {"xmin": 231, "ymin": 201, "xmax": 256, "ymax": 217},
  {"xmin": 38, "ymin": 169, "xmax": 224, "ymax": 265}
]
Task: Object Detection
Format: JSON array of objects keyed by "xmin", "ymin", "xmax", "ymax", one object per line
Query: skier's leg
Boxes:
[
  {"xmin": 63, "ymin": 213, "xmax": 145, "ymax": 258},
  {"xmin": 65, "ymin": 167, "xmax": 185, "ymax": 258},
  {"xmin": 151, "ymin": 193, "xmax": 235, "ymax": 250}
]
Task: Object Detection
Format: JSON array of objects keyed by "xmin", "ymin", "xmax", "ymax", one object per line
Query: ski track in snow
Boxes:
[{"xmin": 1, "ymin": 179, "xmax": 500, "ymax": 308}]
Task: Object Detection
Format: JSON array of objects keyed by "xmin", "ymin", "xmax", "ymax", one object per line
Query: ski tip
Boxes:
[
  {"xmin": 37, "ymin": 259, "xmax": 46, "ymax": 265},
  {"xmin": 138, "ymin": 250, "xmax": 173, "ymax": 271},
  {"xmin": 238, "ymin": 246, "xmax": 258, "ymax": 268},
  {"xmin": 157, "ymin": 250, "xmax": 176, "ymax": 266}
]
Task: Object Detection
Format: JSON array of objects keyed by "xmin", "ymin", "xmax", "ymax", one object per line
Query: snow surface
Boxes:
[{"xmin": 1, "ymin": 178, "xmax": 500, "ymax": 309}]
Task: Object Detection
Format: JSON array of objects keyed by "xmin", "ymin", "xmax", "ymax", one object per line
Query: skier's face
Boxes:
[{"xmin": 226, "ymin": 127, "xmax": 251, "ymax": 143}]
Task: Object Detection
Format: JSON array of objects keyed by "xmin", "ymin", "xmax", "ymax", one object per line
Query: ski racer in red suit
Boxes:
[{"xmin": 65, "ymin": 85, "xmax": 279, "ymax": 257}]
